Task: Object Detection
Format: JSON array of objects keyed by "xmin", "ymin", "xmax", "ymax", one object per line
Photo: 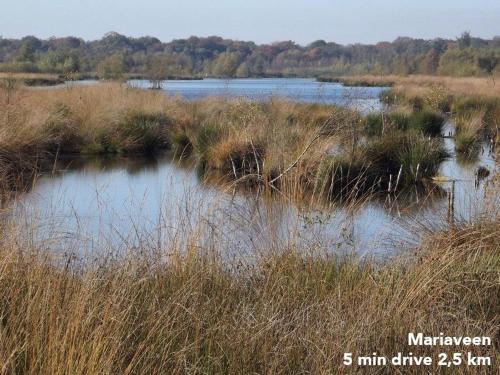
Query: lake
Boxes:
[
  {"xmin": 9, "ymin": 79, "xmax": 498, "ymax": 260},
  {"xmin": 128, "ymin": 78, "xmax": 386, "ymax": 112}
]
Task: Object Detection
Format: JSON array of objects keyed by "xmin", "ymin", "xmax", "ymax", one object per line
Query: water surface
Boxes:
[
  {"xmin": 12, "ymin": 145, "xmax": 495, "ymax": 260},
  {"xmin": 9, "ymin": 81, "xmax": 498, "ymax": 260},
  {"xmin": 129, "ymin": 78, "xmax": 386, "ymax": 112}
]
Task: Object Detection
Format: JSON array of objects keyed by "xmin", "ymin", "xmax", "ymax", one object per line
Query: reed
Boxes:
[
  {"xmin": 0, "ymin": 83, "xmax": 460, "ymax": 198},
  {"xmin": 0, "ymin": 207, "xmax": 497, "ymax": 374}
]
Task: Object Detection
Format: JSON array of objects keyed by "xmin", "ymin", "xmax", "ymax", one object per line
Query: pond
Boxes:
[
  {"xmin": 129, "ymin": 78, "xmax": 386, "ymax": 112},
  {"xmin": 8, "ymin": 79, "xmax": 498, "ymax": 260}
]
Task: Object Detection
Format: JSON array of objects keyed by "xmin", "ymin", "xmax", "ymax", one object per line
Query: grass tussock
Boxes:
[
  {"xmin": 453, "ymin": 111, "xmax": 485, "ymax": 157},
  {"xmin": 378, "ymin": 77, "xmax": 500, "ymax": 148},
  {"xmin": 364, "ymin": 111, "xmax": 445, "ymax": 137},
  {"xmin": 0, "ymin": 214, "xmax": 497, "ymax": 374},
  {"xmin": 310, "ymin": 131, "xmax": 448, "ymax": 198}
]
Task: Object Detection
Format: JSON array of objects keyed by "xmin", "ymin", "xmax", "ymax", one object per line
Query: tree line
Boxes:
[{"xmin": 1, "ymin": 31, "xmax": 499, "ymax": 79}]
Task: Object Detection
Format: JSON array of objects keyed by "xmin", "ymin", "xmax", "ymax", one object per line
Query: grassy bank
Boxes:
[
  {"xmin": 0, "ymin": 83, "xmax": 449, "ymax": 196},
  {"xmin": 329, "ymin": 75, "xmax": 500, "ymax": 98},
  {"xmin": 0, "ymin": 208, "xmax": 498, "ymax": 373},
  {"xmin": 0, "ymin": 73, "xmax": 65, "ymax": 87}
]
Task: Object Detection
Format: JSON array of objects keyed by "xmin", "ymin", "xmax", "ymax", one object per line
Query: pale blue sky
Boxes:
[{"xmin": 1, "ymin": 0, "xmax": 499, "ymax": 44}]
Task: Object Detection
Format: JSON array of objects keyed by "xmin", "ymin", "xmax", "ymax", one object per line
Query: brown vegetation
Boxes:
[
  {"xmin": 0, "ymin": 77, "xmax": 498, "ymax": 374},
  {"xmin": 0, "ymin": 83, "xmax": 448, "ymax": 196},
  {"xmin": 337, "ymin": 74, "xmax": 500, "ymax": 98},
  {"xmin": 0, "ymin": 205, "xmax": 497, "ymax": 373}
]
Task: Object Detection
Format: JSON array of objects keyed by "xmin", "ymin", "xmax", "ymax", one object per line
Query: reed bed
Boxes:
[{"xmin": 0, "ymin": 83, "xmax": 449, "ymax": 197}]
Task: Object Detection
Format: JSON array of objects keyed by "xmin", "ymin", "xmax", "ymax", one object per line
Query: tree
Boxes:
[
  {"xmin": 457, "ymin": 31, "xmax": 472, "ymax": 50},
  {"xmin": 235, "ymin": 62, "xmax": 250, "ymax": 78},
  {"xmin": 17, "ymin": 36, "xmax": 42, "ymax": 63},
  {"xmin": 211, "ymin": 52, "xmax": 240, "ymax": 77},
  {"xmin": 477, "ymin": 53, "xmax": 498, "ymax": 75},
  {"xmin": 97, "ymin": 54, "xmax": 125, "ymax": 80},
  {"xmin": 420, "ymin": 49, "xmax": 441, "ymax": 74},
  {"xmin": 147, "ymin": 55, "xmax": 170, "ymax": 89}
]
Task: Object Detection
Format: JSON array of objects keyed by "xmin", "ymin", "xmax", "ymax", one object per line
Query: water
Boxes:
[
  {"xmin": 8, "ymin": 80, "xmax": 498, "ymax": 260},
  {"xmin": 129, "ymin": 78, "xmax": 386, "ymax": 112},
  {"xmin": 11, "ymin": 148, "xmax": 495, "ymax": 260}
]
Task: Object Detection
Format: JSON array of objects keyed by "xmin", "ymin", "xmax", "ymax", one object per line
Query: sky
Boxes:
[{"xmin": 1, "ymin": 0, "xmax": 499, "ymax": 45}]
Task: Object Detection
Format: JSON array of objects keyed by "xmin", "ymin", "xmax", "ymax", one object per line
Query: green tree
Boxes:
[
  {"xmin": 457, "ymin": 31, "xmax": 472, "ymax": 50},
  {"xmin": 212, "ymin": 52, "xmax": 240, "ymax": 77},
  {"xmin": 97, "ymin": 54, "xmax": 125, "ymax": 80},
  {"xmin": 477, "ymin": 52, "xmax": 498, "ymax": 74},
  {"xmin": 235, "ymin": 62, "xmax": 250, "ymax": 77},
  {"xmin": 438, "ymin": 49, "xmax": 479, "ymax": 76},
  {"xmin": 420, "ymin": 49, "xmax": 441, "ymax": 74},
  {"xmin": 17, "ymin": 37, "xmax": 41, "ymax": 63},
  {"xmin": 146, "ymin": 55, "xmax": 170, "ymax": 89}
]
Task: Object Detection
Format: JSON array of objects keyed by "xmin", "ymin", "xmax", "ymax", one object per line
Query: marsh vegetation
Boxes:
[
  {"xmin": 0, "ymin": 82, "xmax": 453, "ymax": 196},
  {"xmin": 0, "ymin": 77, "xmax": 498, "ymax": 374}
]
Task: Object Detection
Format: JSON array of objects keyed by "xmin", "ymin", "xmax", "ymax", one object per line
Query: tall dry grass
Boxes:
[
  {"xmin": 338, "ymin": 74, "xmax": 500, "ymax": 98},
  {"xmin": 0, "ymin": 80, "xmax": 498, "ymax": 374},
  {"xmin": 0, "ymin": 83, "xmax": 173, "ymax": 189},
  {"xmin": 0, "ymin": 84, "xmax": 354, "ymax": 195},
  {"xmin": 368, "ymin": 74, "xmax": 500, "ymax": 155},
  {"xmin": 0, "ymin": 205, "xmax": 497, "ymax": 374},
  {"xmin": 0, "ymin": 82, "xmax": 478, "ymax": 196}
]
